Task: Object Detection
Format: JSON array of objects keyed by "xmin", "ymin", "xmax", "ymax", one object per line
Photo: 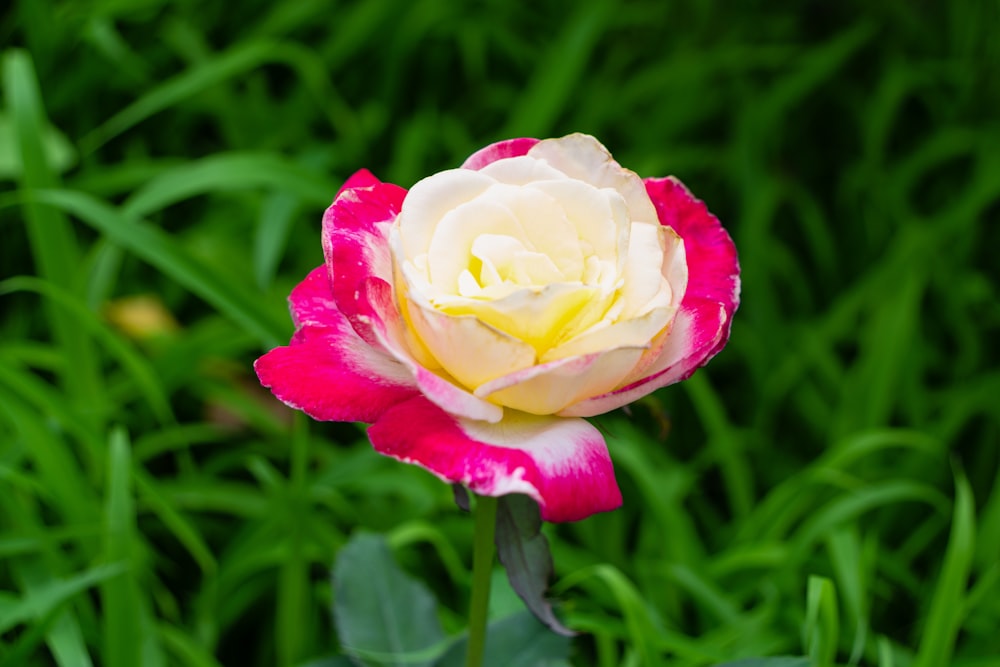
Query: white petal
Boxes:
[
  {"xmin": 542, "ymin": 305, "xmax": 675, "ymax": 362},
  {"xmin": 398, "ymin": 169, "xmax": 495, "ymax": 259},
  {"xmin": 478, "ymin": 155, "xmax": 570, "ymax": 184},
  {"xmin": 617, "ymin": 222, "xmax": 671, "ymax": 318},
  {"xmin": 434, "ymin": 282, "xmax": 600, "ymax": 353},
  {"xmin": 527, "ymin": 134, "xmax": 659, "ymax": 226},
  {"xmin": 475, "ymin": 347, "xmax": 645, "ymax": 414},
  {"xmin": 662, "ymin": 227, "xmax": 688, "ymax": 306},
  {"xmin": 424, "ymin": 185, "xmax": 582, "ymax": 292},
  {"xmin": 403, "ymin": 295, "xmax": 537, "ymax": 389},
  {"xmin": 527, "ymin": 178, "xmax": 629, "ymax": 285}
]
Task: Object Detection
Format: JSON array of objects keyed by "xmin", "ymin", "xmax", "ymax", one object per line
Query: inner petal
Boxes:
[
  {"xmin": 398, "ymin": 169, "xmax": 496, "ymax": 259},
  {"xmin": 424, "ymin": 184, "xmax": 583, "ymax": 295},
  {"xmin": 426, "ymin": 197, "xmax": 524, "ymax": 293},
  {"xmin": 434, "ymin": 283, "xmax": 598, "ymax": 354},
  {"xmin": 471, "ymin": 234, "xmax": 564, "ymax": 286},
  {"xmin": 477, "ymin": 155, "xmax": 570, "ymax": 185},
  {"xmin": 616, "ymin": 222, "xmax": 672, "ymax": 318},
  {"xmin": 527, "ymin": 178, "xmax": 629, "ymax": 286}
]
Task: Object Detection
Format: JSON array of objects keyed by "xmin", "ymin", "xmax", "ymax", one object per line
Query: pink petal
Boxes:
[
  {"xmin": 288, "ymin": 265, "xmax": 341, "ymax": 329},
  {"xmin": 322, "ymin": 176, "xmax": 407, "ymax": 347},
  {"xmin": 336, "ymin": 168, "xmax": 382, "ymax": 196},
  {"xmin": 645, "ymin": 177, "xmax": 740, "ymax": 313},
  {"xmin": 320, "ymin": 173, "xmax": 506, "ymax": 424},
  {"xmin": 560, "ymin": 179, "xmax": 739, "ymax": 418},
  {"xmin": 475, "ymin": 346, "xmax": 644, "ymax": 415},
  {"xmin": 360, "ymin": 278, "xmax": 506, "ymax": 423},
  {"xmin": 461, "ymin": 138, "xmax": 540, "ymax": 170},
  {"xmin": 560, "ymin": 297, "xmax": 728, "ymax": 417},
  {"xmin": 368, "ymin": 397, "xmax": 622, "ymax": 522},
  {"xmin": 255, "ymin": 277, "xmax": 417, "ymax": 422}
]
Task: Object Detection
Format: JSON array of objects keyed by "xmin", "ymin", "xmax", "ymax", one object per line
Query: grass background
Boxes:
[{"xmin": 2, "ymin": 0, "xmax": 999, "ymax": 665}]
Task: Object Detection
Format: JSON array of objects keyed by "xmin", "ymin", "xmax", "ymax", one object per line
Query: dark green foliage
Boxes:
[
  {"xmin": 1, "ymin": 1, "xmax": 998, "ymax": 665},
  {"xmin": 332, "ymin": 533, "xmax": 446, "ymax": 667},
  {"xmin": 494, "ymin": 494, "xmax": 572, "ymax": 637}
]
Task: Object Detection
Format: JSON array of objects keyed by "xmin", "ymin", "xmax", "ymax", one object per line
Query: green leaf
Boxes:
[
  {"xmin": 494, "ymin": 495, "xmax": 574, "ymax": 637},
  {"xmin": 332, "ymin": 533, "xmax": 446, "ymax": 667},
  {"xmin": 100, "ymin": 427, "xmax": 143, "ymax": 667},
  {"xmin": 452, "ymin": 484, "xmax": 470, "ymax": 513},
  {"xmin": 912, "ymin": 468, "xmax": 976, "ymax": 667},
  {"xmin": 120, "ymin": 151, "xmax": 331, "ymax": 219},
  {"xmin": 0, "ymin": 110, "xmax": 75, "ymax": 178},
  {"xmin": 25, "ymin": 188, "xmax": 289, "ymax": 347},
  {"xmin": 436, "ymin": 611, "xmax": 571, "ymax": 667},
  {"xmin": 0, "ymin": 562, "xmax": 126, "ymax": 635},
  {"xmin": 2, "ymin": 49, "xmax": 103, "ymax": 428},
  {"xmin": 803, "ymin": 576, "xmax": 839, "ymax": 667}
]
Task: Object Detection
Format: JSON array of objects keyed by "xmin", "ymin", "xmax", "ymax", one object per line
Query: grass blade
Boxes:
[
  {"xmin": 100, "ymin": 426, "xmax": 142, "ymax": 667},
  {"xmin": 25, "ymin": 189, "xmax": 289, "ymax": 347},
  {"xmin": 121, "ymin": 152, "xmax": 332, "ymax": 219},
  {"xmin": 501, "ymin": 0, "xmax": 612, "ymax": 137},
  {"xmin": 912, "ymin": 469, "xmax": 976, "ymax": 667},
  {"xmin": 2, "ymin": 49, "xmax": 103, "ymax": 426},
  {"xmin": 0, "ymin": 276, "xmax": 174, "ymax": 425},
  {"xmin": 79, "ymin": 41, "xmax": 282, "ymax": 154},
  {"xmin": 0, "ymin": 562, "xmax": 125, "ymax": 635}
]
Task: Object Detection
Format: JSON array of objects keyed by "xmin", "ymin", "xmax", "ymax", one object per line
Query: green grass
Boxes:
[{"xmin": 2, "ymin": 1, "xmax": 999, "ymax": 665}]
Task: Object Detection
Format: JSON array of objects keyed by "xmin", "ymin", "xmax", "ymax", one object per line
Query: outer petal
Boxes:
[
  {"xmin": 336, "ymin": 168, "xmax": 382, "ymax": 196},
  {"xmin": 476, "ymin": 346, "xmax": 644, "ymax": 415},
  {"xmin": 461, "ymin": 138, "xmax": 540, "ymax": 170},
  {"xmin": 527, "ymin": 134, "xmax": 659, "ymax": 228},
  {"xmin": 319, "ymin": 173, "xmax": 502, "ymax": 421},
  {"xmin": 368, "ymin": 397, "xmax": 622, "ymax": 522},
  {"xmin": 255, "ymin": 272, "xmax": 417, "ymax": 422},
  {"xmin": 404, "ymin": 297, "xmax": 537, "ymax": 389},
  {"xmin": 558, "ymin": 178, "xmax": 739, "ymax": 417},
  {"xmin": 646, "ymin": 177, "xmax": 740, "ymax": 311},
  {"xmin": 560, "ymin": 298, "xmax": 728, "ymax": 417},
  {"xmin": 363, "ymin": 277, "xmax": 506, "ymax": 423},
  {"xmin": 322, "ymin": 176, "xmax": 407, "ymax": 346},
  {"xmin": 288, "ymin": 264, "xmax": 342, "ymax": 329}
]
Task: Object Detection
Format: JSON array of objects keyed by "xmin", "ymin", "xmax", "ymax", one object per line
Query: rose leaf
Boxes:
[
  {"xmin": 452, "ymin": 484, "xmax": 470, "ymax": 513},
  {"xmin": 494, "ymin": 494, "xmax": 576, "ymax": 637},
  {"xmin": 332, "ymin": 532, "xmax": 447, "ymax": 667}
]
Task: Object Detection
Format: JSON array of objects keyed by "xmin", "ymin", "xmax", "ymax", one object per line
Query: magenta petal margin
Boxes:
[
  {"xmin": 254, "ymin": 268, "xmax": 417, "ymax": 424},
  {"xmin": 369, "ymin": 397, "xmax": 621, "ymax": 523},
  {"xmin": 255, "ymin": 135, "xmax": 740, "ymax": 522}
]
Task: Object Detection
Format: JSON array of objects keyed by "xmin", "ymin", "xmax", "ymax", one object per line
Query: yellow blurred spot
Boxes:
[{"xmin": 104, "ymin": 295, "xmax": 180, "ymax": 339}]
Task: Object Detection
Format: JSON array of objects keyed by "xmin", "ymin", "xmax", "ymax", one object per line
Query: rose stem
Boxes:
[{"xmin": 465, "ymin": 493, "xmax": 498, "ymax": 667}]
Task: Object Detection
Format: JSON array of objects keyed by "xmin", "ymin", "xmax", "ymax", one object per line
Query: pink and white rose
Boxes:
[{"xmin": 255, "ymin": 134, "xmax": 739, "ymax": 522}]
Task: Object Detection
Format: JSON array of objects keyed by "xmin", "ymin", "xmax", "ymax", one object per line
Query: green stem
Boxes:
[{"xmin": 466, "ymin": 494, "xmax": 498, "ymax": 667}]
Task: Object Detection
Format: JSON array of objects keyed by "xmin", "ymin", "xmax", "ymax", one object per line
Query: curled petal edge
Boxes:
[
  {"xmin": 368, "ymin": 397, "xmax": 622, "ymax": 522},
  {"xmin": 645, "ymin": 176, "xmax": 740, "ymax": 313},
  {"xmin": 461, "ymin": 137, "xmax": 540, "ymax": 170},
  {"xmin": 254, "ymin": 316, "xmax": 417, "ymax": 425},
  {"xmin": 559, "ymin": 298, "xmax": 729, "ymax": 417}
]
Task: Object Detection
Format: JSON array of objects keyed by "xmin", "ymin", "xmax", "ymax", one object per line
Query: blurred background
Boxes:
[{"xmin": 1, "ymin": 1, "xmax": 998, "ymax": 665}]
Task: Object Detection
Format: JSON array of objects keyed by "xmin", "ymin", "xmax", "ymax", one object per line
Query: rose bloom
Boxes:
[{"xmin": 256, "ymin": 134, "xmax": 739, "ymax": 522}]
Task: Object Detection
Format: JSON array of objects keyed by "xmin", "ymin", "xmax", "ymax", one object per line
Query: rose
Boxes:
[{"xmin": 255, "ymin": 134, "xmax": 739, "ymax": 522}]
